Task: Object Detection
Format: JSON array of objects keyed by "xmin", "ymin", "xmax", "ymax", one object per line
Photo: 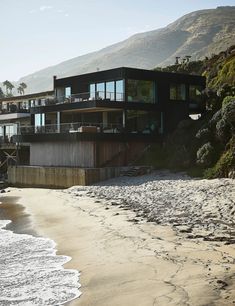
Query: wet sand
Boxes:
[
  {"xmin": 0, "ymin": 195, "xmax": 37, "ymax": 236},
  {"xmin": 2, "ymin": 186, "xmax": 235, "ymax": 306}
]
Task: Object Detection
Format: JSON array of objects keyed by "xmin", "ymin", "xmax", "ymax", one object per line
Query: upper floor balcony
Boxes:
[
  {"xmin": 0, "ymin": 104, "xmax": 30, "ymax": 121},
  {"xmin": 14, "ymin": 119, "xmax": 162, "ymax": 144},
  {"xmin": 29, "ymin": 91, "xmax": 125, "ymax": 109}
]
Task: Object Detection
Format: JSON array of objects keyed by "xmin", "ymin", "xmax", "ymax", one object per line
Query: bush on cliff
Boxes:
[
  {"xmin": 204, "ymin": 140, "xmax": 234, "ymax": 178},
  {"xmin": 196, "ymin": 142, "xmax": 215, "ymax": 167}
]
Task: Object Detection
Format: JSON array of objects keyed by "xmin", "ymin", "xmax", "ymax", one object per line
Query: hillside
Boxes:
[
  {"xmin": 9, "ymin": 6, "xmax": 235, "ymax": 94},
  {"xmin": 148, "ymin": 46, "xmax": 235, "ymax": 178}
]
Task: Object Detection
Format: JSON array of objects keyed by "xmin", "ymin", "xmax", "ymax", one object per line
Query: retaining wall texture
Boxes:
[{"xmin": 8, "ymin": 166, "xmax": 122, "ymax": 188}]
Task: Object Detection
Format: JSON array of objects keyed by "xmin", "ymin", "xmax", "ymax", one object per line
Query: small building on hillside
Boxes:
[{"xmin": 0, "ymin": 91, "xmax": 54, "ymax": 170}]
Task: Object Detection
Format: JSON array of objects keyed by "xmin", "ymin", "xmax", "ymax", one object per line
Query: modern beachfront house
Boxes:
[{"xmin": 7, "ymin": 67, "xmax": 205, "ymax": 187}]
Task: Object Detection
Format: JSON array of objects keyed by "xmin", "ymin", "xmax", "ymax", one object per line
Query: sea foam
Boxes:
[{"xmin": 0, "ymin": 220, "xmax": 81, "ymax": 305}]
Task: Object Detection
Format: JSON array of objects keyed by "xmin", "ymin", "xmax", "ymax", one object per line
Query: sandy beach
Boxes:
[{"xmin": 2, "ymin": 171, "xmax": 235, "ymax": 306}]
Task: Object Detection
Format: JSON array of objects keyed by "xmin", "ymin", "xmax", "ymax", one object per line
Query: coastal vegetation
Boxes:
[
  {"xmin": 145, "ymin": 46, "xmax": 235, "ymax": 178},
  {"xmin": 0, "ymin": 81, "xmax": 27, "ymax": 98}
]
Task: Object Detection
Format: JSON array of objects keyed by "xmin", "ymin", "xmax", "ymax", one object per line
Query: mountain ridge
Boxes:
[{"xmin": 5, "ymin": 6, "xmax": 235, "ymax": 93}]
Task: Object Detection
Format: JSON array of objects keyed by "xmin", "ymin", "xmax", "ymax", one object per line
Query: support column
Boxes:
[
  {"xmin": 102, "ymin": 112, "xmax": 108, "ymax": 128},
  {"xmin": 160, "ymin": 112, "xmax": 164, "ymax": 134},
  {"xmin": 57, "ymin": 112, "xmax": 60, "ymax": 133},
  {"xmin": 122, "ymin": 110, "xmax": 126, "ymax": 129}
]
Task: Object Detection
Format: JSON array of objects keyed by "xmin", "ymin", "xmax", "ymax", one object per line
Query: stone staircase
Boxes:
[{"xmin": 121, "ymin": 166, "xmax": 152, "ymax": 177}]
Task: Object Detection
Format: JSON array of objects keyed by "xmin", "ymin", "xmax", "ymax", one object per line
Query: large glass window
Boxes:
[
  {"xmin": 56, "ymin": 87, "xmax": 65, "ymax": 103},
  {"xmin": 106, "ymin": 81, "xmax": 115, "ymax": 100},
  {"xmin": 116, "ymin": 80, "xmax": 124, "ymax": 101},
  {"xmin": 5, "ymin": 125, "xmax": 16, "ymax": 137},
  {"xmin": 89, "ymin": 79, "xmax": 124, "ymax": 101},
  {"xmin": 127, "ymin": 80, "xmax": 154, "ymax": 103},
  {"xmin": 126, "ymin": 111, "xmax": 160, "ymax": 134},
  {"xmin": 170, "ymin": 84, "xmax": 186, "ymax": 100},
  {"xmin": 65, "ymin": 87, "xmax": 71, "ymax": 98},
  {"xmin": 0, "ymin": 126, "xmax": 3, "ymax": 137},
  {"xmin": 89, "ymin": 84, "xmax": 96, "ymax": 100},
  {"xmin": 96, "ymin": 83, "xmax": 105, "ymax": 99},
  {"xmin": 189, "ymin": 85, "xmax": 203, "ymax": 104},
  {"xmin": 35, "ymin": 113, "xmax": 45, "ymax": 126}
]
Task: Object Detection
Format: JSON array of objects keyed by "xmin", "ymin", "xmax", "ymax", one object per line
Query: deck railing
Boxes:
[
  {"xmin": 19, "ymin": 122, "xmax": 123, "ymax": 135},
  {"xmin": 30, "ymin": 91, "xmax": 124, "ymax": 107},
  {"xmin": 0, "ymin": 107, "xmax": 30, "ymax": 114}
]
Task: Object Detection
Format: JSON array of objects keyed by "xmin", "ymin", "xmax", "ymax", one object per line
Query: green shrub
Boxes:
[
  {"xmin": 222, "ymin": 96, "xmax": 235, "ymax": 108},
  {"xmin": 209, "ymin": 109, "xmax": 222, "ymax": 128},
  {"xmin": 204, "ymin": 149, "xmax": 234, "ymax": 178},
  {"xmin": 196, "ymin": 142, "xmax": 214, "ymax": 167},
  {"xmin": 215, "ymin": 118, "xmax": 231, "ymax": 143},
  {"xmin": 222, "ymin": 100, "xmax": 235, "ymax": 128}
]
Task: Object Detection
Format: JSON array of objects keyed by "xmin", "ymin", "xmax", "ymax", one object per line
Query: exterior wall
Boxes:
[
  {"xmin": 30, "ymin": 139, "xmax": 150, "ymax": 168},
  {"xmin": 97, "ymin": 141, "xmax": 148, "ymax": 167},
  {"xmin": 30, "ymin": 141, "xmax": 96, "ymax": 167},
  {"xmin": 8, "ymin": 165, "xmax": 123, "ymax": 188}
]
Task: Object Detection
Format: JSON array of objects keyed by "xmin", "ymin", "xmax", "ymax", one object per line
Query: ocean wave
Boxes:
[{"xmin": 0, "ymin": 220, "xmax": 81, "ymax": 305}]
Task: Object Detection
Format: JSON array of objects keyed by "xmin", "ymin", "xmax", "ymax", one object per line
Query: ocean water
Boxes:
[{"xmin": 0, "ymin": 220, "xmax": 81, "ymax": 305}]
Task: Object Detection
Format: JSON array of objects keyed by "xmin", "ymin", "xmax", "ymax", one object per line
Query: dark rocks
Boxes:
[{"xmin": 216, "ymin": 279, "xmax": 228, "ymax": 289}]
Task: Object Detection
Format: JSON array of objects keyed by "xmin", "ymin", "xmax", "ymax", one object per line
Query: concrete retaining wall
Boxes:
[{"xmin": 8, "ymin": 165, "xmax": 123, "ymax": 188}]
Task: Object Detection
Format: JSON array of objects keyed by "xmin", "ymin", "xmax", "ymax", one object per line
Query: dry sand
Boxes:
[{"xmin": 3, "ymin": 172, "xmax": 235, "ymax": 306}]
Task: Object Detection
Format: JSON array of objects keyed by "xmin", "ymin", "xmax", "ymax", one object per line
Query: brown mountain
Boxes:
[{"xmin": 16, "ymin": 6, "xmax": 235, "ymax": 93}]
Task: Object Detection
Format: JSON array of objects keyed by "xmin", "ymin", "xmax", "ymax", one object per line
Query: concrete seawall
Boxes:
[{"xmin": 8, "ymin": 166, "xmax": 123, "ymax": 188}]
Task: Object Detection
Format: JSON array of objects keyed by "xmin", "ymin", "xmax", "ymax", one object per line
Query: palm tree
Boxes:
[
  {"xmin": 8, "ymin": 82, "xmax": 14, "ymax": 95},
  {"xmin": 0, "ymin": 87, "xmax": 4, "ymax": 98},
  {"xmin": 3, "ymin": 80, "xmax": 10, "ymax": 95},
  {"xmin": 19, "ymin": 82, "xmax": 27, "ymax": 94},
  {"xmin": 17, "ymin": 86, "xmax": 24, "ymax": 95},
  {"xmin": 3, "ymin": 80, "xmax": 14, "ymax": 96}
]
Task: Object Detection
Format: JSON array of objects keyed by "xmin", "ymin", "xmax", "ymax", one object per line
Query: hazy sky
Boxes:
[{"xmin": 0, "ymin": 0, "xmax": 234, "ymax": 81}]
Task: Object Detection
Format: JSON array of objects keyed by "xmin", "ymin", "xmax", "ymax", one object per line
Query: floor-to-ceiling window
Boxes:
[
  {"xmin": 89, "ymin": 84, "xmax": 96, "ymax": 100},
  {"xmin": 106, "ymin": 81, "xmax": 115, "ymax": 100},
  {"xmin": 127, "ymin": 80, "xmax": 155, "ymax": 103},
  {"xmin": 115, "ymin": 80, "xmax": 124, "ymax": 101},
  {"xmin": 65, "ymin": 87, "xmax": 71, "ymax": 98},
  {"xmin": 96, "ymin": 83, "xmax": 105, "ymax": 99},
  {"xmin": 35, "ymin": 113, "xmax": 45, "ymax": 132},
  {"xmin": 89, "ymin": 79, "xmax": 124, "ymax": 101},
  {"xmin": 126, "ymin": 111, "xmax": 160, "ymax": 134}
]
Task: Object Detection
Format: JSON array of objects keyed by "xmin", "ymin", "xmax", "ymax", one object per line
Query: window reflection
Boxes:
[
  {"xmin": 170, "ymin": 84, "xmax": 186, "ymax": 100},
  {"xmin": 89, "ymin": 79, "xmax": 124, "ymax": 101},
  {"xmin": 116, "ymin": 80, "xmax": 124, "ymax": 101},
  {"xmin": 189, "ymin": 85, "xmax": 203, "ymax": 104},
  {"xmin": 126, "ymin": 111, "xmax": 159, "ymax": 134},
  {"xmin": 35, "ymin": 113, "xmax": 45, "ymax": 126},
  {"xmin": 96, "ymin": 83, "xmax": 105, "ymax": 99},
  {"xmin": 127, "ymin": 80, "xmax": 154, "ymax": 103},
  {"xmin": 106, "ymin": 82, "xmax": 115, "ymax": 100},
  {"xmin": 65, "ymin": 87, "xmax": 71, "ymax": 98},
  {"xmin": 90, "ymin": 84, "xmax": 95, "ymax": 99}
]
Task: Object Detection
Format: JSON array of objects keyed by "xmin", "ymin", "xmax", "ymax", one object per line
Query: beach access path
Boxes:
[{"xmin": 5, "ymin": 171, "xmax": 235, "ymax": 306}]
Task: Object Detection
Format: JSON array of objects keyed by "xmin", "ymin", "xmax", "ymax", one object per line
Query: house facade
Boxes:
[
  {"xmin": 0, "ymin": 91, "xmax": 54, "ymax": 170},
  {"xmin": 15, "ymin": 67, "xmax": 205, "ymax": 168}
]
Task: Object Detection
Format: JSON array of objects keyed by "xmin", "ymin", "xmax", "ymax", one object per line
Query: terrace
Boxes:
[{"xmin": 20, "ymin": 121, "xmax": 123, "ymax": 135}]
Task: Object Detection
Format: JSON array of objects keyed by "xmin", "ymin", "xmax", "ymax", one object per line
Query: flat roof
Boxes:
[{"xmin": 54, "ymin": 67, "xmax": 206, "ymax": 86}]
